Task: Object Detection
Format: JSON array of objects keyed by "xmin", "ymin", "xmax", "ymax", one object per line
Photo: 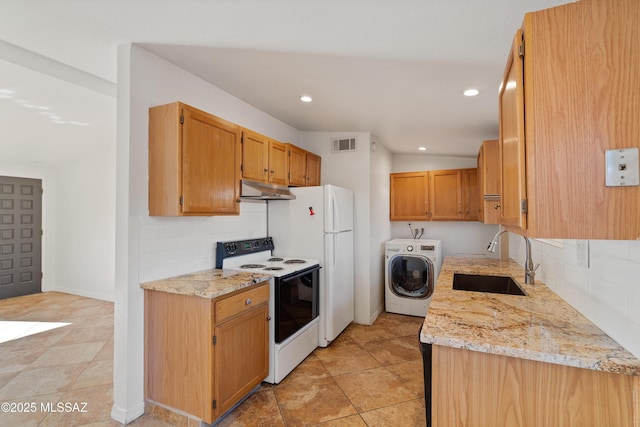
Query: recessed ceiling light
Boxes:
[
  {"xmin": 418, "ymin": 147, "xmax": 427, "ymax": 151},
  {"xmin": 463, "ymin": 89, "xmax": 480, "ymax": 97},
  {"xmin": 300, "ymin": 95, "xmax": 312, "ymax": 103}
]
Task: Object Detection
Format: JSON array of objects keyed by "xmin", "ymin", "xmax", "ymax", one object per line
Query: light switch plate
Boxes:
[{"xmin": 605, "ymin": 148, "xmax": 639, "ymax": 187}]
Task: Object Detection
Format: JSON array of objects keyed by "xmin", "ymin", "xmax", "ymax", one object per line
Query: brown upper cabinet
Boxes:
[
  {"xmin": 461, "ymin": 168, "xmax": 479, "ymax": 221},
  {"xmin": 429, "ymin": 169, "xmax": 462, "ymax": 221},
  {"xmin": 305, "ymin": 151, "xmax": 322, "ymax": 186},
  {"xmin": 498, "ymin": 0, "xmax": 640, "ymax": 239},
  {"xmin": 429, "ymin": 168, "xmax": 479, "ymax": 221},
  {"xmin": 287, "ymin": 144, "xmax": 321, "ymax": 187},
  {"xmin": 241, "ymin": 129, "xmax": 288, "ymax": 186},
  {"xmin": 148, "ymin": 102, "xmax": 241, "ymax": 216},
  {"xmin": 241, "ymin": 129, "xmax": 269, "ymax": 182},
  {"xmin": 477, "ymin": 140, "xmax": 501, "ymax": 224},
  {"xmin": 390, "ymin": 172, "xmax": 429, "ymax": 221},
  {"xmin": 390, "ymin": 168, "xmax": 478, "ymax": 221}
]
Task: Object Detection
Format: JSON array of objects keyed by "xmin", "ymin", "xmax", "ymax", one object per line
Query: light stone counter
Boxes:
[
  {"xmin": 420, "ymin": 257, "xmax": 640, "ymax": 376},
  {"xmin": 140, "ymin": 269, "xmax": 271, "ymax": 299}
]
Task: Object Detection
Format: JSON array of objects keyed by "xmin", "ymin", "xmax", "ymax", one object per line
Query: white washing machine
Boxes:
[{"xmin": 385, "ymin": 239, "xmax": 442, "ymax": 317}]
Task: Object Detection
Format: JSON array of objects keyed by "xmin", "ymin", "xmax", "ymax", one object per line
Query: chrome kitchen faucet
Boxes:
[{"xmin": 487, "ymin": 227, "xmax": 539, "ymax": 284}]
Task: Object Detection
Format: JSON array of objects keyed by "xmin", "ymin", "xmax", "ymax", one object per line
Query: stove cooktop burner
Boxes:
[
  {"xmin": 284, "ymin": 259, "xmax": 306, "ymax": 264},
  {"xmin": 240, "ymin": 264, "xmax": 266, "ymax": 269},
  {"xmin": 267, "ymin": 257, "xmax": 284, "ymax": 262},
  {"xmin": 264, "ymin": 266, "xmax": 284, "ymax": 271}
]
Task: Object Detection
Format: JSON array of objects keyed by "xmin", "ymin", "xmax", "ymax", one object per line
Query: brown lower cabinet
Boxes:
[
  {"xmin": 421, "ymin": 343, "xmax": 639, "ymax": 427},
  {"xmin": 144, "ymin": 283, "xmax": 269, "ymax": 424}
]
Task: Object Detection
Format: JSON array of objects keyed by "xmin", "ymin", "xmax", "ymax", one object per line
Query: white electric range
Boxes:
[{"xmin": 216, "ymin": 237, "xmax": 320, "ymax": 384}]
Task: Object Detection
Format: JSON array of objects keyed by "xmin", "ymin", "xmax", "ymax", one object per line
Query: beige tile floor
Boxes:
[{"xmin": 0, "ymin": 292, "xmax": 426, "ymax": 426}]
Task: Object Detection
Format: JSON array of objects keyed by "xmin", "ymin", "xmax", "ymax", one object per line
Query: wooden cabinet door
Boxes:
[
  {"xmin": 268, "ymin": 139, "xmax": 289, "ymax": 185},
  {"xmin": 149, "ymin": 102, "xmax": 241, "ymax": 216},
  {"xmin": 478, "ymin": 140, "xmax": 501, "ymax": 224},
  {"xmin": 390, "ymin": 172, "xmax": 429, "ymax": 220},
  {"xmin": 288, "ymin": 144, "xmax": 307, "ymax": 186},
  {"xmin": 242, "ymin": 129, "xmax": 269, "ymax": 183},
  {"xmin": 182, "ymin": 107, "xmax": 241, "ymax": 215},
  {"xmin": 213, "ymin": 303, "xmax": 269, "ymax": 417},
  {"xmin": 462, "ymin": 168, "xmax": 479, "ymax": 221},
  {"xmin": 498, "ymin": 30, "xmax": 527, "ymax": 229},
  {"xmin": 433, "ymin": 345, "xmax": 638, "ymax": 427},
  {"xmin": 429, "ymin": 170, "xmax": 462, "ymax": 220},
  {"xmin": 477, "ymin": 146, "xmax": 486, "ymax": 223},
  {"xmin": 305, "ymin": 152, "xmax": 321, "ymax": 186}
]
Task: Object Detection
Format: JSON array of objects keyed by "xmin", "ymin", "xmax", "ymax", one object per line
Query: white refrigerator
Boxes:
[{"xmin": 268, "ymin": 185, "xmax": 354, "ymax": 347}]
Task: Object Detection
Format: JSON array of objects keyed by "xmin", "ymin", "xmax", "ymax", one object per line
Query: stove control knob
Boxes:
[{"xmin": 406, "ymin": 245, "xmax": 414, "ymax": 252}]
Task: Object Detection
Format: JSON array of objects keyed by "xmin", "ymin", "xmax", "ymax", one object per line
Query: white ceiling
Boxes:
[{"xmin": 0, "ymin": 0, "xmax": 571, "ymax": 165}]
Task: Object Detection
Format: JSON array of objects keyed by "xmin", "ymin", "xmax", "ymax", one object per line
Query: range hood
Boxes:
[{"xmin": 240, "ymin": 180, "xmax": 295, "ymax": 200}]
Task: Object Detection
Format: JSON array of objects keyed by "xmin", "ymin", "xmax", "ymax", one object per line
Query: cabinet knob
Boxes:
[
  {"xmin": 264, "ymin": 168, "xmax": 268, "ymax": 173},
  {"xmin": 494, "ymin": 204, "xmax": 501, "ymax": 210},
  {"xmin": 270, "ymin": 170, "xmax": 275, "ymax": 174},
  {"xmin": 267, "ymin": 316, "xmax": 272, "ymax": 321},
  {"xmin": 245, "ymin": 298, "xmax": 252, "ymax": 305}
]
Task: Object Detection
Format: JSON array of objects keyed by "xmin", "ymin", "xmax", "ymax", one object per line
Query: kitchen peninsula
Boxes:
[
  {"xmin": 420, "ymin": 257, "xmax": 640, "ymax": 427},
  {"xmin": 141, "ymin": 269, "xmax": 271, "ymax": 425}
]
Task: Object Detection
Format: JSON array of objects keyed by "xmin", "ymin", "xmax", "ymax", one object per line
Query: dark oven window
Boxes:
[{"xmin": 275, "ymin": 266, "xmax": 319, "ymax": 343}]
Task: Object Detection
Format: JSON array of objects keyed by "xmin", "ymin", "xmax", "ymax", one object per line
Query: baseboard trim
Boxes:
[
  {"xmin": 369, "ymin": 304, "xmax": 384, "ymax": 325},
  {"xmin": 111, "ymin": 401, "xmax": 145, "ymax": 424},
  {"xmin": 47, "ymin": 286, "xmax": 114, "ymax": 302}
]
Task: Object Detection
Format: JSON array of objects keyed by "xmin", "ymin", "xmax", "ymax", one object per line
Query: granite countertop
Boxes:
[
  {"xmin": 420, "ymin": 257, "xmax": 640, "ymax": 376},
  {"xmin": 140, "ymin": 269, "xmax": 271, "ymax": 299}
]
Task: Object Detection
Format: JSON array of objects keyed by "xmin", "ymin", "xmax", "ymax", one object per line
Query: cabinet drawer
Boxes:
[{"xmin": 215, "ymin": 284, "xmax": 269, "ymax": 323}]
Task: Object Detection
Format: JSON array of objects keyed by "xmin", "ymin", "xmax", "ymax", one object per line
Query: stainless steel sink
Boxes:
[{"xmin": 452, "ymin": 273, "xmax": 527, "ymax": 296}]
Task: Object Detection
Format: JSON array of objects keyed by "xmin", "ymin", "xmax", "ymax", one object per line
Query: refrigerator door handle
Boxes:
[
  {"xmin": 333, "ymin": 233, "xmax": 337, "ymax": 271},
  {"xmin": 332, "ymin": 193, "xmax": 339, "ymax": 232}
]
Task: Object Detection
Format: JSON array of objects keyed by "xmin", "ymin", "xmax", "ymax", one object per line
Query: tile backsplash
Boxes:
[
  {"xmin": 509, "ymin": 235, "xmax": 640, "ymax": 359},
  {"xmin": 138, "ymin": 203, "xmax": 267, "ymax": 283}
]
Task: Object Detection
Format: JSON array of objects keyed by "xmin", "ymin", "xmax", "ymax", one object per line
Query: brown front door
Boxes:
[{"xmin": 0, "ymin": 176, "xmax": 42, "ymax": 299}]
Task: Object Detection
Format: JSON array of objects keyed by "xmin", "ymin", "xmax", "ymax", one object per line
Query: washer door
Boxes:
[{"xmin": 388, "ymin": 254, "xmax": 434, "ymax": 299}]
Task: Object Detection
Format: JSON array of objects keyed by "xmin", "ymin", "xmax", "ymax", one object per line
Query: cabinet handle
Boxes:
[
  {"xmin": 263, "ymin": 168, "xmax": 268, "ymax": 173},
  {"xmin": 267, "ymin": 316, "xmax": 272, "ymax": 321},
  {"xmin": 494, "ymin": 204, "xmax": 501, "ymax": 210},
  {"xmin": 270, "ymin": 170, "xmax": 275, "ymax": 174},
  {"xmin": 245, "ymin": 298, "xmax": 252, "ymax": 305}
]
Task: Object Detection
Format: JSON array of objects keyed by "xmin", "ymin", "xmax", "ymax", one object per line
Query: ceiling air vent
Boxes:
[{"xmin": 331, "ymin": 137, "xmax": 357, "ymax": 153}]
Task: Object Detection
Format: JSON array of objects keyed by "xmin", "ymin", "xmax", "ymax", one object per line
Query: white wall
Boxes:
[
  {"xmin": 113, "ymin": 44, "xmax": 302, "ymax": 423},
  {"xmin": 369, "ymin": 138, "xmax": 393, "ymax": 322},
  {"xmin": 0, "ymin": 160, "xmax": 116, "ymax": 301},
  {"xmin": 299, "ymin": 131, "xmax": 374, "ymax": 324},
  {"xmin": 510, "ymin": 236, "xmax": 640, "ymax": 359},
  {"xmin": 391, "ymin": 154, "xmax": 500, "ymax": 258},
  {"xmin": 52, "ymin": 144, "xmax": 116, "ymax": 301},
  {"xmin": 392, "ymin": 153, "xmax": 477, "ymax": 173}
]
